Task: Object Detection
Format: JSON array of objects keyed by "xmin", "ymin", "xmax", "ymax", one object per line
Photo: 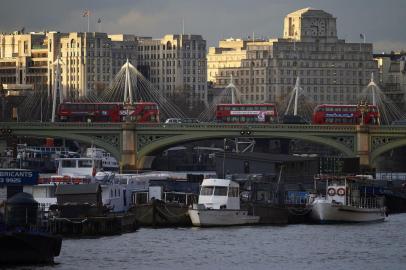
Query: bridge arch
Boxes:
[
  {"xmin": 137, "ymin": 132, "xmax": 355, "ymax": 167},
  {"xmin": 371, "ymin": 138, "xmax": 406, "ymax": 164},
  {"xmin": 13, "ymin": 131, "xmax": 121, "ymax": 161}
]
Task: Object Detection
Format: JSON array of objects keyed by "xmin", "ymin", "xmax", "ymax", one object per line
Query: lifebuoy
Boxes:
[
  {"xmin": 337, "ymin": 188, "xmax": 346, "ymax": 196},
  {"xmin": 327, "ymin": 188, "xmax": 336, "ymax": 196}
]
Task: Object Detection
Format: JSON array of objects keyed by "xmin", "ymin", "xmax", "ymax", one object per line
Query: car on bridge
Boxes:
[
  {"xmin": 165, "ymin": 118, "xmax": 182, "ymax": 124},
  {"xmin": 181, "ymin": 118, "xmax": 200, "ymax": 124}
]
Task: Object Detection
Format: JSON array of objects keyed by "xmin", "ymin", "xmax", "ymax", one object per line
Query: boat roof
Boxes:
[
  {"xmin": 56, "ymin": 157, "xmax": 102, "ymax": 161},
  {"xmin": 201, "ymin": 178, "xmax": 238, "ymax": 187}
]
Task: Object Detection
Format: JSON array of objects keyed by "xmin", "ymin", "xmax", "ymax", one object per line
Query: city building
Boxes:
[
  {"xmin": 207, "ymin": 38, "xmax": 250, "ymax": 84},
  {"xmin": 0, "ymin": 31, "xmax": 137, "ymax": 99},
  {"xmin": 0, "ymin": 32, "xmax": 50, "ymax": 93},
  {"xmin": 137, "ymin": 34, "xmax": 207, "ymax": 106},
  {"xmin": 374, "ymin": 52, "xmax": 406, "ymax": 110},
  {"xmin": 208, "ymin": 7, "xmax": 378, "ymax": 104},
  {"xmin": 59, "ymin": 32, "xmax": 137, "ymax": 98}
]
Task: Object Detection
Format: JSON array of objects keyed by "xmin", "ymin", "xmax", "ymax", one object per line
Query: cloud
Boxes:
[
  {"xmin": 0, "ymin": 0, "xmax": 405, "ymax": 51},
  {"xmin": 373, "ymin": 41, "xmax": 406, "ymax": 53}
]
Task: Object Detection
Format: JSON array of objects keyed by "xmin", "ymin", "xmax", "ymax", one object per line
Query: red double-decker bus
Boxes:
[
  {"xmin": 216, "ymin": 103, "xmax": 278, "ymax": 123},
  {"xmin": 58, "ymin": 102, "xmax": 160, "ymax": 123},
  {"xmin": 312, "ymin": 104, "xmax": 380, "ymax": 125}
]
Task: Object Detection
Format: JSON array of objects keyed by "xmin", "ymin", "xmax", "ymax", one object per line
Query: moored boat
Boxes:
[
  {"xmin": 132, "ymin": 179, "xmax": 199, "ymax": 227},
  {"xmin": 309, "ymin": 176, "xmax": 387, "ymax": 223},
  {"xmin": 0, "ymin": 192, "xmax": 62, "ymax": 264},
  {"xmin": 188, "ymin": 178, "xmax": 259, "ymax": 227}
]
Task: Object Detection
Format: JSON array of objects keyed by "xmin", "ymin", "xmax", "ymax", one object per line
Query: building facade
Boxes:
[
  {"xmin": 0, "ymin": 31, "xmax": 137, "ymax": 99},
  {"xmin": 374, "ymin": 53, "xmax": 406, "ymax": 110},
  {"xmin": 59, "ymin": 32, "xmax": 137, "ymax": 98},
  {"xmin": 137, "ymin": 34, "xmax": 207, "ymax": 105},
  {"xmin": 208, "ymin": 8, "xmax": 378, "ymax": 105},
  {"xmin": 0, "ymin": 32, "xmax": 49, "ymax": 92}
]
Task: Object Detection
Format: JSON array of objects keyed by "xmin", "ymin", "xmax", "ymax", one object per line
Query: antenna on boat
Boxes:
[
  {"xmin": 275, "ymin": 164, "xmax": 284, "ymax": 204},
  {"xmin": 222, "ymin": 138, "xmax": 226, "ymax": 178}
]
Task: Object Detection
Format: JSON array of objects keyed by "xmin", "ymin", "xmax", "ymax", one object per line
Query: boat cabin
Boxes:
[
  {"xmin": 197, "ymin": 179, "xmax": 240, "ymax": 210},
  {"xmin": 312, "ymin": 176, "xmax": 385, "ymax": 208},
  {"xmin": 56, "ymin": 157, "xmax": 102, "ymax": 178}
]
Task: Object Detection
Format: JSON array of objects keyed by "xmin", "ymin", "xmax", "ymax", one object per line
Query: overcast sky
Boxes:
[{"xmin": 1, "ymin": 0, "xmax": 405, "ymax": 52}]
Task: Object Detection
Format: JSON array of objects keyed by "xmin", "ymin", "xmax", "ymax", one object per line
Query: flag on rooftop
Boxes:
[
  {"xmin": 360, "ymin": 33, "xmax": 364, "ymax": 40},
  {"xmin": 97, "ymin": 18, "xmax": 102, "ymax": 24},
  {"xmin": 82, "ymin": 10, "xmax": 90, "ymax": 17}
]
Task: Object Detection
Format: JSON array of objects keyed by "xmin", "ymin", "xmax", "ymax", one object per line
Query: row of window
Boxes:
[{"xmin": 200, "ymin": 186, "xmax": 239, "ymax": 197}]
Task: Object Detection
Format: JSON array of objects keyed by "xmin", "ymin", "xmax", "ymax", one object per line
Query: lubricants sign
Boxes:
[{"xmin": 0, "ymin": 170, "xmax": 38, "ymax": 186}]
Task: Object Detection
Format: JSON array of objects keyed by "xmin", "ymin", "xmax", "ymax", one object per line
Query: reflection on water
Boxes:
[{"xmin": 12, "ymin": 214, "xmax": 406, "ymax": 270}]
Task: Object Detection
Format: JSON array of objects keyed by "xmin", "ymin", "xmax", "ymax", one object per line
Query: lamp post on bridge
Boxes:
[{"xmin": 357, "ymin": 100, "xmax": 369, "ymax": 126}]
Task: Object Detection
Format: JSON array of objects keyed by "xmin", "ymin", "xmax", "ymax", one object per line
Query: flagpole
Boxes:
[{"xmin": 87, "ymin": 12, "xmax": 90, "ymax": 32}]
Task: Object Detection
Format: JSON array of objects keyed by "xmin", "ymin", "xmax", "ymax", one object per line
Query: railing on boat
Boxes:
[{"xmin": 347, "ymin": 196, "xmax": 385, "ymax": 209}]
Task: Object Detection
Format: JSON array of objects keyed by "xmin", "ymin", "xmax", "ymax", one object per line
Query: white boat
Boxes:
[
  {"xmin": 188, "ymin": 178, "xmax": 259, "ymax": 227},
  {"xmin": 309, "ymin": 177, "xmax": 386, "ymax": 223},
  {"xmin": 34, "ymin": 157, "xmax": 148, "ymax": 214},
  {"xmin": 85, "ymin": 147, "xmax": 119, "ymax": 171}
]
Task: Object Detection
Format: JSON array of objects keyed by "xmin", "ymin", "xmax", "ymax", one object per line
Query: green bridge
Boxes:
[{"xmin": 1, "ymin": 122, "xmax": 406, "ymax": 169}]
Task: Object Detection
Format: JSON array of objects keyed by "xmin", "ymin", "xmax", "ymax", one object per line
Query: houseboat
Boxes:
[
  {"xmin": 309, "ymin": 176, "xmax": 387, "ymax": 223},
  {"xmin": 132, "ymin": 178, "xmax": 199, "ymax": 227},
  {"xmin": 188, "ymin": 178, "xmax": 260, "ymax": 227}
]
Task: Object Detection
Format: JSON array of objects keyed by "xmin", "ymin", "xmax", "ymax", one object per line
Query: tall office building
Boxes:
[
  {"xmin": 208, "ymin": 8, "xmax": 378, "ymax": 104},
  {"xmin": 0, "ymin": 32, "xmax": 50, "ymax": 91},
  {"xmin": 137, "ymin": 34, "xmax": 207, "ymax": 105},
  {"xmin": 0, "ymin": 31, "xmax": 137, "ymax": 99}
]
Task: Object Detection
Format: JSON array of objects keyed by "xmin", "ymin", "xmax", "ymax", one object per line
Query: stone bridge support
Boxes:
[
  {"xmin": 121, "ymin": 123, "xmax": 138, "ymax": 171},
  {"xmin": 356, "ymin": 125, "xmax": 371, "ymax": 170}
]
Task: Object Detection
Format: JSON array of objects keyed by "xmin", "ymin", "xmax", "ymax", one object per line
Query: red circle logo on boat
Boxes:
[
  {"xmin": 337, "ymin": 188, "xmax": 346, "ymax": 196},
  {"xmin": 327, "ymin": 188, "xmax": 336, "ymax": 196}
]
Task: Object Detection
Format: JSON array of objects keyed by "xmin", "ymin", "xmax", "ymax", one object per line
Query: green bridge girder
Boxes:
[{"xmin": 1, "ymin": 122, "xmax": 406, "ymax": 168}]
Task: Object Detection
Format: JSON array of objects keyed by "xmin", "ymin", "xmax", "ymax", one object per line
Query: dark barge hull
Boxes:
[
  {"xmin": 48, "ymin": 213, "xmax": 138, "ymax": 237},
  {"xmin": 243, "ymin": 203, "xmax": 289, "ymax": 225},
  {"xmin": 133, "ymin": 201, "xmax": 191, "ymax": 227},
  {"xmin": 0, "ymin": 232, "xmax": 62, "ymax": 264},
  {"xmin": 385, "ymin": 193, "xmax": 406, "ymax": 214}
]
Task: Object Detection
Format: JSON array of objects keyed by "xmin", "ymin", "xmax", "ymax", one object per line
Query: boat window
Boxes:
[
  {"xmin": 78, "ymin": 160, "xmax": 93, "ymax": 167},
  {"xmin": 214, "ymin": 187, "xmax": 228, "ymax": 196},
  {"xmin": 228, "ymin": 187, "xmax": 239, "ymax": 197},
  {"xmin": 200, "ymin": 186, "xmax": 214, "ymax": 196},
  {"xmin": 61, "ymin": 160, "xmax": 76, "ymax": 168}
]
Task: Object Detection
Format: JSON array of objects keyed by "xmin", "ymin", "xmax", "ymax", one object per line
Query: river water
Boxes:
[{"xmin": 11, "ymin": 214, "xmax": 406, "ymax": 270}]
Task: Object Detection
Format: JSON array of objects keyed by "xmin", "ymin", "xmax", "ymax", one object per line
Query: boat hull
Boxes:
[
  {"xmin": 133, "ymin": 202, "xmax": 191, "ymax": 227},
  {"xmin": 242, "ymin": 203, "xmax": 289, "ymax": 224},
  {"xmin": 311, "ymin": 201, "xmax": 386, "ymax": 223},
  {"xmin": 188, "ymin": 209, "xmax": 260, "ymax": 227},
  {"xmin": 0, "ymin": 232, "xmax": 62, "ymax": 264}
]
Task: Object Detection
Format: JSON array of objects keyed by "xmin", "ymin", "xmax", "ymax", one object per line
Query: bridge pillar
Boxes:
[
  {"xmin": 356, "ymin": 125, "xmax": 372, "ymax": 170},
  {"xmin": 121, "ymin": 123, "xmax": 138, "ymax": 171}
]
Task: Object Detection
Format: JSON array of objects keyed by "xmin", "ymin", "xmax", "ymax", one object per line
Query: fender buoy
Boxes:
[
  {"xmin": 327, "ymin": 188, "xmax": 336, "ymax": 196},
  {"xmin": 337, "ymin": 188, "xmax": 346, "ymax": 196}
]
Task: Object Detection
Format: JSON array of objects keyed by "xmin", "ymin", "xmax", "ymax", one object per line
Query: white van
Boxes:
[{"xmin": 165, "ymin": 118, "xmax": 182, "ymax": 124}]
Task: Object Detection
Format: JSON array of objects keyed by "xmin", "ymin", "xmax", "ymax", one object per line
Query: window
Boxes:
[
  {"xmin": 200, "ymin": 186, "xmax": 214, "ymax": 196},
  {"xmin": 61, "ymin": 160, "xmax": 76, "ymax": 168},
  {"xmin": 214, "ymin": 187, "xmax": 228, "ymax": 196},
  {"xmin": 78, "ymin": 160, "xmax": 93, "ymax": 167},
  {"xmin": 228, "ymin": 187, "xmax": 239, "ymax": 197}
]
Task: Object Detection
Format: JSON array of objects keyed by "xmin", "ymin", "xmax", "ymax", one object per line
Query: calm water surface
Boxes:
[{"xmin": 11, "ymin": 214, "xmax": 406, "ymax": 270}]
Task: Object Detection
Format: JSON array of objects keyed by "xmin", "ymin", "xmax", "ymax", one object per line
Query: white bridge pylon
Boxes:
[
  {"xmin": 51, "ymin": 55, "xmax": 64, "ymax": 123},
  {"xmin": 366, "ymin": 73, "xmax": 377, "ymax": 106},
  {"xmin": 284, "ymin": 76, "xmax": 302, "ymax": 116},
  {"xmin": 123, "ymin": 59, "xmax": 136, "ymax": 104},
  {"xmin": 225, "ymin": 75, "xmax": 242, "ymax": 104}
]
